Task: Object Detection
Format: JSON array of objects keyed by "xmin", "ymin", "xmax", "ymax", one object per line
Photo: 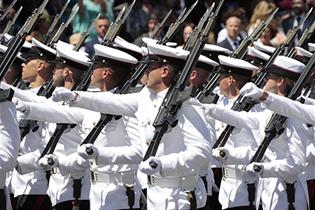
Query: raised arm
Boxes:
[
  {"xmin": 262, "ymin": 92, "xmax": 315, "ymax": 125},
  {"xmin": 204, "ymin": 103, "xmax": 260, "ymax": 130}
]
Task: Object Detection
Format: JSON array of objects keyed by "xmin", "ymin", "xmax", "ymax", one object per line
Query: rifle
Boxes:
[
  {"xmin": 212, "ymin": 8, "xmax": 314, "ymax": 210},
  {"xmin": 0, "ymin": 6, "xmax": 23, "ymax": 37},
  {"xmin": 39, "ymin": 3, "xmax": 136, "ymax": 209},
  {"xmin": 287, "ymin": 19, "xmax": 315, "ymax": 57},
  {"xmin": 76, "ymin": 0, "xmax": 135, "ymax": 92},
  {"xmin": 73, "ymin": 13, "xmax": 101, "ymax": 51},
  {"xmin": 196, "ymin": 8, "xmax": 279, "ymax": 103},
  {"xmin": 0, "ymin": 0, "xmax": 49, "ymax": 82},
  {"xmin": 247, "ymin": 51, "xmax": 315, "ymax": 210},
  {"xmin": 47, "ymin": 4, "xmax": 79, "ymax": 47},
  {"xmin": 183, "ymin": 2, "xmax": 215, "ymax": 51},
  {"xmin": 150, "ymin": 9, "xmax": 172, "ymax": 39},
  {"xmin": 81, "ymin": 1, "xmax": 201, "ymax": 148},
  {"xmin": 0, "ymin": 0, "xmax": 18, "ymax": 22},
  {"xmin": 42, "ymin": 0, "xmax": 70, "ymax": 44},
  {"xmin": 119, "ymin": 0, "xmax": 198, "ymax": 94},
  {"xmin": 143, "ymin": 0, "xmax": 224, "ymax": 162},
  {"xmin": 212, "ymin": 7, "xmax": 313, "ymax": 150}
]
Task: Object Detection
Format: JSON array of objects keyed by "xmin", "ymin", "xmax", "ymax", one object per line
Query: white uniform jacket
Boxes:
[
  {"xmin": 204, "ymin": 101, "xmax": 261, "ymax": 209},
  {"xmin": 20, "ymin": 100, "xmax": 88, "ymax": 206},
  {"xmin": 207, "ymin": 101, "xmax": 308, "ymax": 210},
  {"xmin": 11, "ymin": 88, "xmax": 51, "ymax": 197},
  {"xmin": 70, "ymin": 86, "xmax": 212, "ymax": 209},
  {"xmin": 0, "ymin": 101, "xmax": 20, "ymax": 210},
  {"xmin": 22, "ymin": 98, "xmax": 143, "ymax": 209}
]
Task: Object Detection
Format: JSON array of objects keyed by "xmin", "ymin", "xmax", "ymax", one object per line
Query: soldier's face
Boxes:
[
  {"xmin": 219, "ymin": 74, "xmax": 231, "ymax": 97},
  {"xmin": 263, "ymin": 74, "xmax": 281, "ymax": 93},
  {"xmin": 144, "ymin": 62, "xmax": 164, "ymax": 90},
  {"xmin": 191, "ymin": 68, "xmax": 211, "ymax": 88},
  {"xmin": 21, "ymin": 59, "xmax": 39, "ymax": 82},
  {"xmin": 91, "ymin": 67, "xmax": 105, "ymax": 86},
  {"xmin": 52, "ymin": 68, "xmax": 65, "ymax": 87}
]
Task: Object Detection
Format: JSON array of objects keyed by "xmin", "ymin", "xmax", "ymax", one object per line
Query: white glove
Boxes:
[
  {"xmin": 139, "ymin": 156, "xmax": 161, "ymax": 175},
  {"xmin": 240, "ymin": 82, "xmax": 264, "ymax": 100},
  {"xmin": 58, "ymin": 153, "xmax": 90, "ymax": 178},
  {"xmin": 52, "ymin": 87, "xmax": 77, "ymax": 102},
  {"xmin": 77, "ymin": 144, "xmax": 98, "ymax": 160},
  {"xmin": 38, "ymin": 154, "xmax": 59, "ymax": 171},
  {"xmin": 12, "ymin": 98, "xmax": 30, "ymax": 114},
  {"xmin": 244, "ymin": 162, "xmax": 263, "ymax": 183},
  {"xmin": 16, "ymin": 152, "xmax": 40, "ymax": 174},
  {"xmin": 212, "ymin": 147, "xmax": 228, "ymax": 162}
]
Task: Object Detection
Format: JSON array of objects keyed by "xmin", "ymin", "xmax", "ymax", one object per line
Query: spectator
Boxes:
[
  {"xmin": 72, "ymin": 0, "xmax": 113, "ymax": 42},
  {"xmin": 216, "ymin": 7, "xmax": 247, "ymax": 44},
  {"xmin": 177, "ymin": 22, "xmax": 195, "ymax": 49},
  {"xmin": 248, "ymin": 1, "xmax": 276, "ymax": 35},
  {"xmin": 84, "ymin": 15, "xmax": 110, "ymax": 57},
  {"xmin": 281, "ymin": 0, "xmax": 315, "ymax": 39},
  {"xmin": 133, "ymin": 13, "xmax": 159, "ymax": 46},
  {"xmin": 217, "ymin": 15, "xmax": 242, "ymax": 51}
]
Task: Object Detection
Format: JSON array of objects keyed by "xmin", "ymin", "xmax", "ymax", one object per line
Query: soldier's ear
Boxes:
[{"xmin": 37, "ymin": 61, "xmax": 46, "ymax": 72}]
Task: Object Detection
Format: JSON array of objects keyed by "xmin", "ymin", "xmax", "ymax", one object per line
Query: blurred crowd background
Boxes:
[{"xmin": 0, "ymin": 0, "xmax": 314, "ymax": 56}]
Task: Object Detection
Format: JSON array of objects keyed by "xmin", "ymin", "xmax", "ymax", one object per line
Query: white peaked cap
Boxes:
[
  {"xmin": 253, "ymin": 41, "xmax": 276, "ymax": 54},
  {"xmin": 308, "ymin": 43, "xmax": 315, "ymax": 52},
  {"xmin": 265, "ymin": 55, "xmax": 305, "ymax": 80},
  {"xmin": 141, "ymin": 46, "xmax": 149, "ymax": 56},
  {"xmin": 56, "ymin": 44, "xmax": 91, "ymax": 69},
  {"xmin": 218, "ymin": 55, "xmax": 259, "ymax": 70},
  {"xmin": 55, "ymin": 40, "xmax": 89, "ymax": 57},
  {"xmin": 147, "ymin": 42, "xmax": 189, "ymax": 60},
  {"xmin": 203, "ymin": 43, "xmax": 232, "ymax": 54},
  {"xmin": 0, "ymin": 44, "xmax": 25, "ymax": 61},
  {"xmin": 114, "ymin": 36, "xmax": 143, "ymax": 59},
  {"xmin": 147, "ymin": 42, "xmax": 218, "ymax": 71},
  {"xmin": 4, "ymin": 33, "xmax": 33, "ymax": 49},
  {"xmin": 198, "ymin": 54, "xmax": 219, "ymax": 67},
  {"xmin": 295, "ymin": 46, "xmax": 312, "ymax": 58},
  {"xmin": 218, "ymin": 55, "xmax": 259, "ymax": 77},
  {"xmin": 94, "ymin": 44, "xmax": 138, "ymax": 64},
  {"xmin": 247, "ymin": 46, "xmax": 270, "ymax": 61},
  {"xmin": 55, "ymin": 40, "xmax": 74, "ymax": 50},
  {"xmin": 32, "ymin": 38, "xmax": 56, "ymax": 56},
  {"xmin": 142, "ymin": 37, "xmax": 177, "ymax": 47},
  {"xmin": 196, "ymin": 54, "xmax": 219, "ymax": 71}
]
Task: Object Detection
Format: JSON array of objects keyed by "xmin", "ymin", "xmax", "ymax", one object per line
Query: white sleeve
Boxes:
[
  {"xmin": 204, "ymin": 104, "xmax": 260, "ymax": 130},
  {"xmin": 159, "ymin": 102, "xmax": 212, "ymax": 177},
  {"xmin": 95, "ymin": 117, "xmax": 143, "ymax": 164},
  {"xmin": 263, "ymin": 92, "xmax": 315, "ymax": 125},
  {"xmin": 1, "ymin": 82, "xmax": 47, "ymax": 103},
  {"xmin": 71, "ymin": 91, "xmax": 138, "ymax": 117},
  {"xmin": 260, "ymin": 158, "xmax": 301, "ymax": 181},
  {"xmin": 0, "ymin": 101, "xmax": 20, "ymax": 172},
  {"xmin": 224, "ymin": 147, "xmax": 256, "ymax": 165},
  {"xmin": 21, "ymin": 102, "xmax": 85, "ymax": 124}
]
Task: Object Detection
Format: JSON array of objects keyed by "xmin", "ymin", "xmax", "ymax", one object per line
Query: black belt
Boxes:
[{"xmin": 0, "ymin": 188, "xmax": 6, "ymax": 210}]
